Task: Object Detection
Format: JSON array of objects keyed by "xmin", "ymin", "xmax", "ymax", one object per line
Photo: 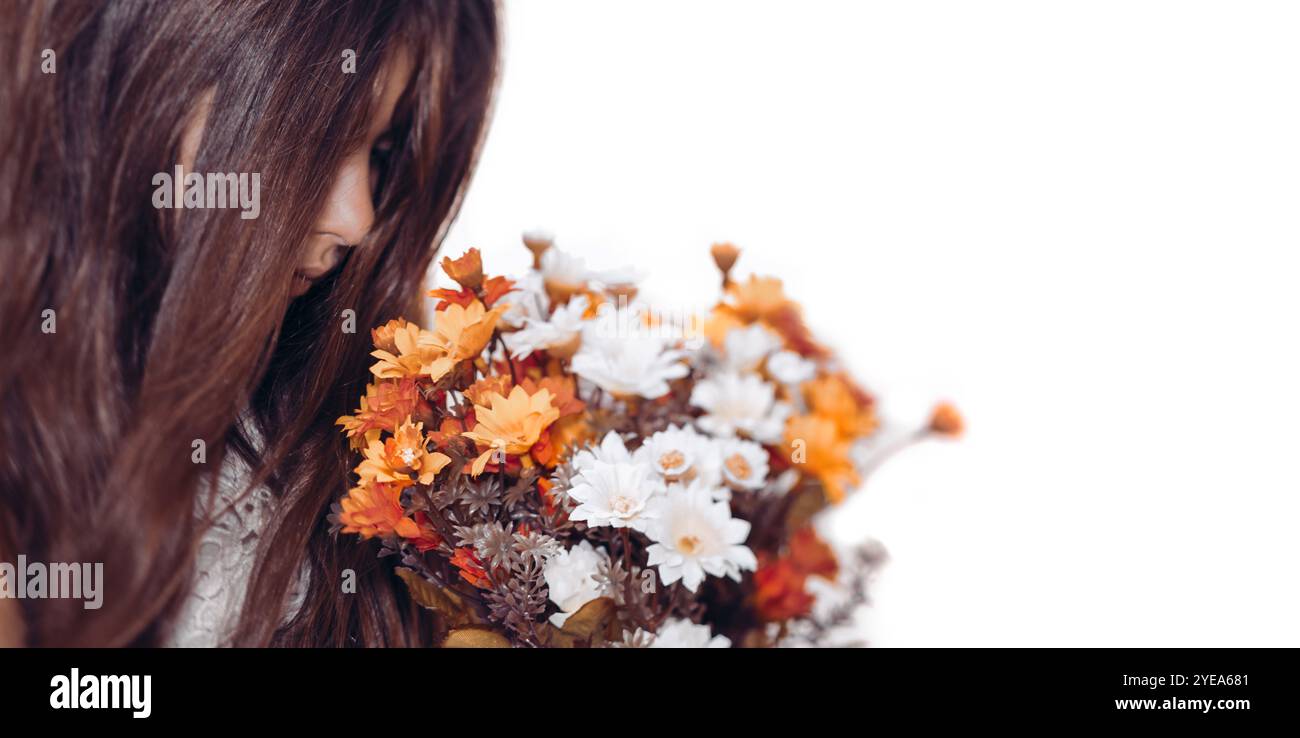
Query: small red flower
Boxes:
[
  {"xmin": 481, "ymin": 275, "xmax": 515, "ymax": 307},
  {"xmin": 530, "ymin": 428, "xmax": 557, "ymax": 467},
  {"xmin": 429, "ymin": 286, "xmax": 476, "ymax": 311},
  {"xmin": 788, "ymin": 526, "xmax": 839, "ymax": 581},
  {"xmin": 753, "ymin": 559, "xmax": 814, "ymax": 622},
  {"xmin": 451, "ymin": 547, "xmax": 491, "ymax": 589},
  {"xmin": 401, "ymin": 511, "xmax": 443, "ymax": 554},
  {"xmin": 429, "ymin": 276, "xmax": 516, "ymax": 312}
]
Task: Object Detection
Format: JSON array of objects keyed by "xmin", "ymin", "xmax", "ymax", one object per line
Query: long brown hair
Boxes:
[{"xmin": 0, "ymin": 0, "xmax": 499, "ymax": 646}]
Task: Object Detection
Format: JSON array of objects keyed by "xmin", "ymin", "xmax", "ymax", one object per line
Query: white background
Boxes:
[{"xmin": 444, "ymin": 0, "xmax": 1300, "ymax": 645}]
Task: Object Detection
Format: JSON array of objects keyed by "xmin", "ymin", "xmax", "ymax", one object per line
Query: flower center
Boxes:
[
  {"xmin": 677, "ymin": 534, "xmax": 702, "ymax": 554},
  {"xmin": 611, "ymin": 495, "xmax": 636, "ymax": 515},
  {"xmin": 659, "ymin": 450, "xmax": 686, "ymax": 471},
  {"xmin": 399, "ymin": 448, "xmax": 418, "ymax": 466},
  {"xmin": 725, "ymin": 454, "xmax": 751, "ymax": 480}
]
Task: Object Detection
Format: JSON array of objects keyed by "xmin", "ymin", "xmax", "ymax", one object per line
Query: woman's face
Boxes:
[
  {"xmin": 180, "ymin": 50, "xmax": 414, "ymax": 297},
  {"xmin": 293, "ymin": 50, "xmax": 413, "ymax": 296}
]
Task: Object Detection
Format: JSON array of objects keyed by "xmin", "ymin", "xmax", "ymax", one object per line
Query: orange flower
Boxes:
[
  {"xmin": 547, "ymin": 414, "xmax": 594, "ymax": 461},
  {"xmin": 464, "ymin": 374, "xmax": 513, "ymax": 407},
  {"xmin": 369, "ymin": 320, "xmax": 446, "ymax": 380},
  {"xmin": 529, "ymin": 428, "xmax": 558, "ymax": 467},
  {"xmin": 421, "ymin": 299, "xmax": 503, "ymax": 368},
  {"xmin": 356, "ymin": 417, "xmax": 451, "ymax": 488},
  {"xmin": 426, "ymin": 416, "xmax": 468, "ymax": 451},
  {"xmin": 783, "ymin": 413, "xmax": 860, "ymax": 504},
  {"xmin": 451, "ymin": 547, "xmax": 491, "ymax": 589},
  {"xmin": 461, "ymin": 385, "xmax": 561, "ymax": 476},
  {"xmin": 715, "ymin": 274, "xmax": 825, "ymax": 357},
  {"xmin": 928, "ymin": 402, "xmax": 964, "ymax": 438},
  {"xmin": 442, "ymin": 248, "xmax": 484, "ymax": 291},
  {"xmin": 371, "ymin": 318, "xmax": 409, "ymax": 354},
  {"xmin": 337, "ymin": 481, "xmax": 420, "ymax": 540},
  {"xmin": 763, "ymin": 301, "xmax": 824, "ymax": 358},
  {"xmin": 803, "ymin": 374, "xmax": 878, "ymax": 439},
  {"xmin": 429, "ymin": 286, "xmax": 475, "ymax": 310},
  {"xmin": 369, "ymin": 302, "xmax": 502, "ymax": 383},
  {"xmin": 754, "ymin": 528, "xmax": 839, "ymax": 622},
  {"xmin": 702, "ymin": 306, "xmax": 747, "ymax": 349},
  {"xmin": 726, "ymin": 275, "xmax": 791, "ymax": 323},
  {"xmin": 480, "ymin": 276, "xmax": 515, "ymax": 308},
  {"xmin": 431, "ymin": 275, "xmax": 515, "ymax": 312},
  {"xmin": 336, "ymin": 378, "xmax": 423, "ymax": 449},
  {"xmin": 753, "ymin": 559, "xmax": 814, "ymax": 622},
  {"xmin": 519, "ymin": 374, "xmax": 584, "ymax": 417}
]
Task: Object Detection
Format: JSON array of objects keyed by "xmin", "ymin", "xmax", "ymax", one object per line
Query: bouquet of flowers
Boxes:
[{"xmin": 333, "ymin": 235, "xmax": 961, "ymax": 647}]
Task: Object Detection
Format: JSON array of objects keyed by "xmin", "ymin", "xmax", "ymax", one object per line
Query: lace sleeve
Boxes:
[{"xmin": 166, "ymin": 448, "xmax": 308, "ymax": 648}]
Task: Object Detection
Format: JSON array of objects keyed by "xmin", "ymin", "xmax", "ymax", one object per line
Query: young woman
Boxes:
[{"xmin": 0, "ymin": 0, "xmax": 499, "ymax": 646}]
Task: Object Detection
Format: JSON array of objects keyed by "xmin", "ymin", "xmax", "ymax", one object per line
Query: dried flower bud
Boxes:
[
  {"xmin": 523, "ymin": 229, "xmax": 554, "ymax": 269},
  {"xmin": 710, "ymin": 242, "xmax": 741, "ymax": 279},
  {"xmin": 928, "ymin": 402, "xmax": 964, "ymax": 437},
  {"xmin": 371, "ymin": 318, "xmax": 407, "ymax": 353},
  {"xmin": 606, "ymin": 282, "xmax": 638, "ymax": 303},
  {"xmin": 544, "ymin": 280, "xmax": 584, "ymax": 307},
  {"xmin": 442, "ymin": 248, "xmax": 484, "ymax": 291}
]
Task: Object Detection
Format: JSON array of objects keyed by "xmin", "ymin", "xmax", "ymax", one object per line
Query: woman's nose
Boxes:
[{"xmin": 315, "ymin": 150, "xmax": 375, "ymax": 249}]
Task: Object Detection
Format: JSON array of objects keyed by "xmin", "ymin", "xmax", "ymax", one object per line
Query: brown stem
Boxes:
[
  {"xmin": 493, "ymin": 330, "xmax": 518, "ymax": 384},
  {"xmin": 857, "ymin": 428, "xmax": 928, "ymax": 484},
  {"xmin": 621, "ymin": 527, "xmax": 634, "ymax": 611},
  {"xmin": 652, "ymin": 582, "xmax": 682, "ymax": 629}
]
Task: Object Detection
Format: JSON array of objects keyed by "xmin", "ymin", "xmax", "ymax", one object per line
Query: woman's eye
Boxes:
[{"xmin": 369, "ymin": 137, "xmax": 395, "ymax": 196}]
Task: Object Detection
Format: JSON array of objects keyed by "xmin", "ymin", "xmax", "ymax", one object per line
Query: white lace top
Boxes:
[{"xmin": 167, "ymin": 439, "xmax": 308, "ymax": 647}]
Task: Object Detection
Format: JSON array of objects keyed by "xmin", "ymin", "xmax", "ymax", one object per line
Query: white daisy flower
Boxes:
[
  {"xmin": 570, "ymin": 431, "xmax": 637, "ymax": 474},
  {"xmin": 766, "ymin": 349, "xmax": 817, "ymax": 385},
  {"xmin": 543, "ymin": 540, "xmax": 611, "ymax": 627},
  {"xmin": 566, "ymin": 460, "xmax": 662, "ymax": 532},
  {"xmin": 522, "ymin": 228, "xmax": 554, "ymax": 247},
  {"xmin": 721, "ymin": 324, "xmax": 783, "ymax": 372},
  {"xmin": 500, "ymin": 270, "xmax": 548, "ymax": 330},
  {"xmin": 632, "ymin": 424, "xmax": 720, "ymax": 486},
  {"xmin": 646, "ymin": 618, "xmax": 731, "ymax": 648},
  {"xmin": 571, "ymin": 327, "xmax": 689, "ymax": 399},
  {"xmin": 664, "ymin": 475, "xmax": 731, "ymax": 503},
  {"xmin": 716, "ymin": 437, "xmax": 769, "ymax": 491},
  {"xmin": 540, "ymin": 247, "xmax": 594, "ymax": 291},
  {"xmin": 504, "ymin": 293, "xmax": 589, "ymax": 358},
  {"xmin": 540, "ymin": 245, "xmax": 643, "ymax": 290},
  {"xmin": 690, "ymin": 371, "xmax": 790, "ymax": 443},
  {"xmin": 644, "ymin": 484, "xmax": 756, "ymax": 591}
]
